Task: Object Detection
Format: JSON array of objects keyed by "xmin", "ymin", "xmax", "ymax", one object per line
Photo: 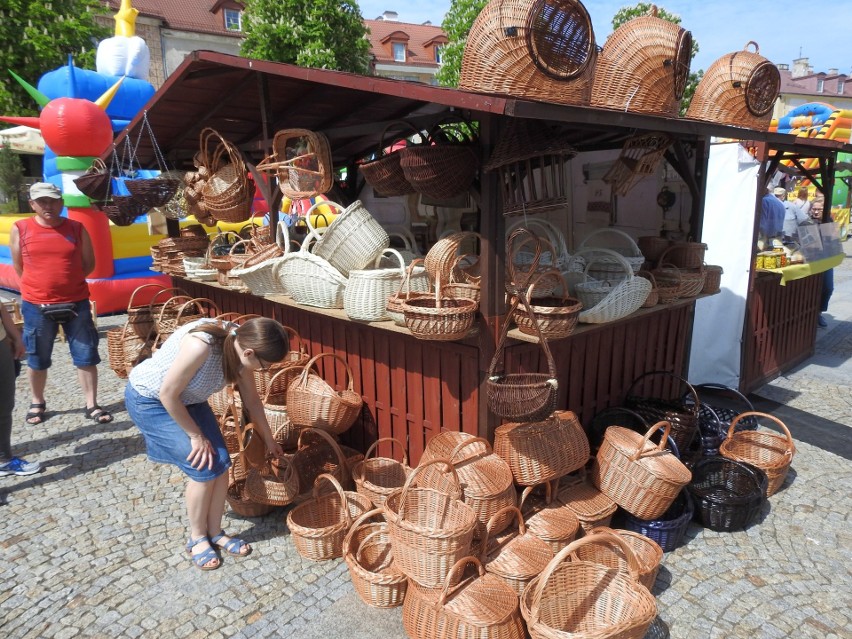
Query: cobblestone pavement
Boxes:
[{"xmin": 1, "ymin": 247, "xmax": 850, "ymax": 638}]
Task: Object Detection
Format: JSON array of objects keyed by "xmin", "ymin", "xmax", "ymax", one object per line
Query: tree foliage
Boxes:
[
  {"xmin": 435, "ymin": 0, "xmax": 488, "ymax": 87},
  {"xmin": 612, "ymin": 3, "xmax": 701, "ymax": 115},
  {"xmin": 240, "ymin": 0, "xmax": 371, "ymax": 74},
  {"xmin": 0, "ymin": 0, "xmax": 108, "ymax": 116}
]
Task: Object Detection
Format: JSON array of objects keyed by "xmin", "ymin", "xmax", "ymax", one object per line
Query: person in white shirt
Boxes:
[
  {"xmin": 794, "ymin": 187, "xmax": 813, "ymax": 219},
  {"xmin": 775, "ymin": 187, "xmax": 809, "ymax": 241}
]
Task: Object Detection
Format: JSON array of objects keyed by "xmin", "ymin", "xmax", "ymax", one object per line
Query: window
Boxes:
[
  {"xmin": 816, "ymin": 79, "xmax": 824, "ymax": 93},
  {"xmin": 434, "ymin": 45, "xmax": 444, "ymax": 64},
  {"xmin": 224, "ymin": 8, "xmax": 241, "ymax": 31},
  {"xmin": 392, "ymin": 42, "xmax": 406, "ymax": 62},
  {"xmin": 839, "ymin": 80, "xmax": 846, "ymax": 94}
]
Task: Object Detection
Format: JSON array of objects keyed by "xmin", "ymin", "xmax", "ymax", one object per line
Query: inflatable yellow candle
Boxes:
[{"xmin": 114, "ymin": 0, "xmax": 139, "ymax": 37}]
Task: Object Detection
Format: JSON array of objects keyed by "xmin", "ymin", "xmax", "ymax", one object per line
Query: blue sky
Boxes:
[{"xmin": 357, "ymin": 1, "xmax": 852, "ymax": 75}]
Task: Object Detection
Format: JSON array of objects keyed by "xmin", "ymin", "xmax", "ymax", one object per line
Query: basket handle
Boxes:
[
  {"xmin": 342, "ymin": 507, "xmax": 385, "ymax": 557},
  {"xmin": 296, "ymin": 427, "xmax": 349, "ymax": 482},
  {"xmin": 376, "ymin": 120, "xmax": 424, "ymax": 156},
  {"xmin": 353, "ymin": 529, "xmax": 394, "ymax": 570},
  {"xmin": 127, "ymin": 283, "xmax": 167, "ymax": 312},
  {"xmin": 578, "ymin": 227, "xmax": 642, "ymax": 257},
  {"xmin": 176, "ymin": 297, "xmax": 219, "ymax": 325},
  {"xmin": 147, "ymin": 287, "xmax": 187, "ymax": 314},
  {"xmin": 373, "ymin": 248, "xmax": 406, "ymax": 276},
  {"xmin": 628, "ymin": 420, "xmax": 673, "ymax": 461},
  {"xmin": 389, "ymin": 258, "xmax": 426, "ymax": 302},
  {"xmin": 448, "ymin": 436, "xmax": 493, "ymax": 463},
  {"xmin": 576, "ymin": 246, "xmax": 635, "ymax": 281},
  {"xmin": 294, "ymin": 351, "xmax": 355, "ymax": 393},
  {"xmin": 625, "ymin": 369, "xmax": 700, "ymax": 412},
  {"xmin": 311, "ymin": 473, "xmax": 352, "ymax": 527},
  {"xmin": 506, "ymin": 228, "xmax": 543, "ymax": 291},
  {"xmin": 744, "ymin": 41, "xmax": 759, "ymax": 53},
  {"xmin": 436, "ymin": 556, "xmax": 486, "ymax": 607},
  {"xmin": 488, "ymin": 293, "xmax": 559, "ymax": 382},
  {"xmin": 727, "ymin": 411, "xmax": 794, "ymax": 445},
  {"xmin": 636, "ymin": 270, "xmax": 657, "ymax": 287},
  {"xmin": 529, "ymin": 530, "xmax": 643, "ymax": 620},
  {"xmin": 397, "ymin": 458, "xmax": 462, "ymax": 518},
  {"xmin": 363, "ymin": 437, "xmax": 408, "ymax": 467},
  {"xmin": 525, "ymin": 269, "xmax": 570, "ymax": 302},
  {"xmin": 694, "ymin": 383, "xmax": 754, "ymax": 414},
  {"xmin": 479, "ymin": 506, "xmax": 525, "ymax": 564},
  {"xmin": 155, "ymin": 294, "xmax": 192, "ymax": 326},
  {"xmin": 262, "ymin": 363, "xmax": 296, "ymax": 404},
  {"xmin": 303, "ymin": 200, "xmax": 346, "ymax": 244}
]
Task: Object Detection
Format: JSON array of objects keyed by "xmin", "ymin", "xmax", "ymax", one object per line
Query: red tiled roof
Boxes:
[
  {"xmin": 365, "ymin": 19, "xmax": 447, "ymax": 67},
  {"xmin": 103, "ymin": 0, "xmax": 244, "ymax": 39},
  {"xmin": 780, "ymin": 69, "xmax": 852, "ymax": 98}
]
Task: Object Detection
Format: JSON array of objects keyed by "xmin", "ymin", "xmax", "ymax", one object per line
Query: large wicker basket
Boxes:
[
  {"xmin": 460, "ymin": 0, "xmax": 596, "ymax": 107},
  {"xmin": 591, "ymin": 8, "xmax": 692, "ymax": 116},
  {"xmin": 286, "ymin": 352, "xmax": 363, "ymax": 435},
  {"xmin": 358, "ymin": 121, "xmax": 421, "ymax": 197},
  {"xmin": 343, "ymin": 508, "xmax": 408, "ymax": 608},
  {"xmin": 719, "ymin": 411, "xmax": 795, "ymax": 497},
  {"xmin": 309, "ymin": 200, "xmax": 390, "ymax": 278},
  {"xmin": 569, "ymin": 526, "xmax": 664, "ymax": 592},
  {"xmin": 686, "ymin": 42, "xmax": 780, "ymax": 129}
]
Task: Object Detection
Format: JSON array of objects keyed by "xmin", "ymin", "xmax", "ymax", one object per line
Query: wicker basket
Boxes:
[
  {"xmin": 291, "ymin": 428, "xmax": 353, "ymax": 496},
  {"xmin": 650, "ymin": 263, "xmax": 681, "ymax": 304},
  {"xmin": 521, "ymin": 531, "xmax": 657, "ymax": 639},
  {"xmin": 260, "ymin": 370, "xmax": 298, "ymax": 450},
  {"xmin": 621, "ymin": 489, "xmax": 693, "ymax": 553},
  {"xmin": 576, "ymin": 249, "xmax": 652, "ymax": 324},
  {"xmin": 625, "ymin": 370, "xmax": 701, "ymax": 454},
  {"xmin": 275, "ymin": 241, "xmax": 349, "ymax": 309},
  {"xmin": 230, "ymin": 242, "xmax": 287, "ymax": 296},
  {"xmin": 719, "ymin": 411, "xmax": 795, "ymax": 497},
  {"xmin": 571, "ymin": 527, "xmax": 663, "ymax": 592},
  {"xmin": 556, "ymin": 472, "xmax": 618, "ymax": 534},
  {"xmin": 578, "ymin": 228, "xmax": 645, "ymax": 277},
  {"xmin": 402, "ymin": 272, "xmax": 479, "ymax": 342},
  {"xmin": 603, "ymin": 132, "xmax": 673, "ymax": 196},
  {"xmin": 358, "ymin": 121, "xmax": 422, "ymax": 197},
  {"xmin": 518, "ymin": 483, "xmax": 580, "ymax": 554},
  {"xmin": 386, "ymin": 258, "xmax": 432, "ymax": 326},
  {"xmin": 343, "ymin": 508, "xmax": 408, "ymax": 608},
  {"xmin": 286, "ymin": 474, "xmax": 373, "ymax": 561},
  {"xmin": 702, "ymin": 264, "xmax": 723, "ymax": 294},
  {"xmin": 344, "ymin": 248, "xmax": 409, "ymax": 322},
  {"xmin": 688, "ymin": 382, "xmax": 758, "ymax": 457},
  {"xmin": 591, "ymin": 8, "xmax": 692, "ymax": 116},
  {"xmin": 459, "ymin": 0, "xmax": 596, "ymax": 107},
  {"xmin": 636, "ymin": 270, "xmax": 659, "ymax": 307},
  {"xmin": 591, "ymin": 421, "xmax": 693, "ymax": 520},
  {"xmin": 244, "ymin": 457, "xmax": 300, "ymax": 507},
  {"xmin": 402, "ymin": 556, "xmax": 526, "ymax": 639},
  {"xmin": 198, "ymin": 129, "xmax": 253, "ymax": 223},
  {"xmin": 660, "ymin": 242, "xmax": 707, "ymax": 270},
  {"xmin": 686, "ymin": 42, "xmax": 781, "ymax": 129},
  {"xmin": 487, "ymin": 295, "xmax": 559, "ymax": 421},
  {"xmin": 418, "ymin": 434, "xmax": 517, "ymax": 539},
  {"xmin": 226, "ymin": 479, "xmax": 275, "ymax": 518},
  {"xmin": 687, "ymin": 457, "xmax": 767, "ymax": 532},
  {"xmin": 125, "ymin": 283, "xmax": 165, "ymax": 340},
  {"xmin": 637, "ymin": 236, "xmax": 670, "ymax": 264},
  {"xmin": 257, "ymin": 128, "xmax": 334, "ymax": 200},
  {"xmin": 106, "ymin": 325, "xmax": 128, "ymax": 379},
  {"xmin": 398, "ymin": 123, "xmax": 479, "ymax": 200},
  {"xmin": 104, "ymin": 196, "xmax": 148, "ymax": 226},
  {"xmin": 494, "ymin": 410, "xmax": 589, "ymax": 486},
  {"xmin": 383, "ymin": 459, "xmax": 478, "ymax": 588},
  {"xmin": 308, "ymin": 200, "xmax": 390, "ymax": 278},
  {"xmin": 484, "ymin": 118, "xmax": 577, "ymax": 216},
  {"xmin": 352, "ymin": 438, "xmax": 411, "ymax": 508},
  {"xmin": 73, "ymin": 157, "xmax": 112, "ymax": 201},
  {"xmin": 125, "ymin": 176, "xmax": 180, "ymax": 209},
  {"xmin": 479, "ymin": 506, "xmax": 554, "ymax": 597},
  {"xmin": 512, "ymin": 270, "xmax": 582, "ymax": 339},
  {"xmin": 286, "ymin": 352, "xmax": 362, "ymax": 435},
  {"xmin": 424, "ymin": 231, "xmax": 482, "ymax": 288}
]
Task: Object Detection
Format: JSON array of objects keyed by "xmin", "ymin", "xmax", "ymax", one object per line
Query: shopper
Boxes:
[
  {"xmin": 0, "ymin": 302, "xmax": 41, "ymax": 476},
  {"xmin": 759, "ymin": 185, "xmax": 785, "ymax": 245},
  {"xmin": 777, "ymin": 186, "xmax": 810, "ymax": 242},
  {"xmin": 10, "ymin": 182, "xmax": 112, "ymax": 425},
  {"xmin": 124, "ymin": 317, "xmax": 288, "ymax": 570},
  {"xmin": 794, "ymin": 187, "xmax": 812, "ymax": 219}
]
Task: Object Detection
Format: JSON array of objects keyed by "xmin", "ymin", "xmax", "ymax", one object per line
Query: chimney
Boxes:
[
  {"xmin": 828, "ymin": 68, "xmax": 839, "ymax": 75},
  {"xmin": 791, "ymin": 57, "xmax": 810, "ymax": 78},
  {"xmin": 377, "ymin": 11, "xmax": 398, "ymax": 21}
]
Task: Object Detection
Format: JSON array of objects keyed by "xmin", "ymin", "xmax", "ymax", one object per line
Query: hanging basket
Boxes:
[
  {"xmin": 257, "ymin": 128, "xmax": 334, "ymax": 200},
  {"xmin": 73, "ymin": 158, "xmax": 112, "ymax": 202},
  {"xmin": 521, "ymin": 531, "xmax": 657, "ymax": 639},
  {"xmin": 685, "ymin": 41, "xmax": 781, "ymax": 129},
  {"xmin": 103, "ymin": 196, "xmax": 148, "ymax": 226},
  {"xmin": 719, "ymin": 411, "xmax": 795, "ymax": 497},
  {"xmin": 591, "ymin": 8, "xmax": 692, "ymax": 116},
  {"xmin": 459, "ymin": 0, "xmax": 596, "ymax": 107},
  {"xmin": 358, "ymin": 121, "xmax": 422, "ymax": 197},
  {"xmin": 487, "ymin": 295, "xmax": 558, "ymax": 421},
  {"xmin": 125, "ymin": 176, "xmax": 181, "ymax": 209}
]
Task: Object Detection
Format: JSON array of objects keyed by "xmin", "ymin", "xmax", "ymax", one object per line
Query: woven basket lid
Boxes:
[
  {"xmin": 523, "ymin": 500, "xmax": 579, "ymax": 541},
  {"xmin": 556, "ymin": 476, "xmax": 617, "ymax": 518},
  {"xmin": 408, "ymin": 566, "xmax": 520, "ymax": 624},
  {"xmin": 484, "ymin": 530, "xmax": 553, "ymax": 579},
  {"xmin": 602, "ymin": 426, "xmax": 692, "ymax": 483}
]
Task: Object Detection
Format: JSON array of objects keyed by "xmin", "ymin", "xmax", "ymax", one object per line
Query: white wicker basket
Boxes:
[
  {"xmin": 275, "ymin": 238, "xmax": 349, "ymax": 308},
  {"xmin": 308, "ymin": 200, "xmax": 390, "ymax": 277},
  {"xmin": 578, "ymin": 228, "xmax": 645, "ymax": 280},
  {"xmin": 577, "ymin": 249, "xmax": 651, "ymax": 324},
  {"xmin": 344, "ymin": 249, "xmax": 409, "ymax": 322}
]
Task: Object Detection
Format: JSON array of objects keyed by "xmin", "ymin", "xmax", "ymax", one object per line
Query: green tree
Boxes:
[
  {"xmin": 435, "ymin": 0, "xmax": 488, "ymax": 88},
  {"xmin": 611, "ymin": 3, "xmax": 701, "ymax": 115},
  {"xmin": 0, "ymin": 143, "xmax": 24, "ymax": 210},
  {"xmin": 240, "ymin": 0, "xmax": 371, "ymax": 74},
  {"xmin": 0, "ymin": 0, "xmax": 108, "ymax": 116}
]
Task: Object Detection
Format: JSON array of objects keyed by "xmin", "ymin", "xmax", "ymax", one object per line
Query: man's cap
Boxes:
[
  {"xmin": 29, "ymin": 182, "xmax": 62, "ymax": 200},
  {"xmin": 773, "ymin": 187, "xmax": 787, "ymax": 197}
]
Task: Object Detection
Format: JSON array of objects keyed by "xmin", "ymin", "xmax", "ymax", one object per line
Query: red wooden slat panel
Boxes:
[
  {"xmin": 405, "ymin": 340, "xmax": 427, "ymax": 465},
  {"xmin": 389, "ymin": 335, "xmax": 410, "ymax": 459}
]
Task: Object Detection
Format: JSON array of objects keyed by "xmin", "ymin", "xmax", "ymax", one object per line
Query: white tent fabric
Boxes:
[
  {"xmin": 0, "ymin": 126, "xmax": 44, "ymax": 154},
  {"xmin": 688, "ymin": 142, "xmax": 760, "ymax": 388}
]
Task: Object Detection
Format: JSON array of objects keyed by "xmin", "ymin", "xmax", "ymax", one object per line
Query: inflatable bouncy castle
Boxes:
[{"xmin": 0, "ymin": 0, "xmax": 170, "ymax": 313}]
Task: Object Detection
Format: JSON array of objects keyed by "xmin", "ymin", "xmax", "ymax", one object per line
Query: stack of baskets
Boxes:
[
  {"xmin": 150, "ymin": 234, "xmax": 210, "ymax": 277},
  {"xmin": 197, "ymin": 128, "xmax": 254, "ymax": 223}
]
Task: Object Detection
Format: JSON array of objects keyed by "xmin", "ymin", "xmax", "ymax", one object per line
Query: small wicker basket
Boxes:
[{"xmin": 719, "ymin": 411, "xmax": 795, "ymax": 497}]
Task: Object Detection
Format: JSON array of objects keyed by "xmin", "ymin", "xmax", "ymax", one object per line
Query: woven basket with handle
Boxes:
[
  {"xmin": 358, "ymin": 121, "xmax": 421, "ymax": 197},
  {"xmin": 719, "ymin": 411, "xmax": 795, "ymax": 497},
  {"xmin": 343, "ymin": 508, "xmax": 408, "ymax": 608},
  {"xmin": 352, "ymin": 438, "xmax": 411, "ymax": 508},
  {"xmin": 285, "ymin": 352, "xmax": 363, "ymax": 435}
]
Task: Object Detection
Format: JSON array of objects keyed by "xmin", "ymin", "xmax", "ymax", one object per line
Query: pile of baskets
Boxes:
[{"xmin": 149, "ymin": 234, "xmax": 210, "ymax": 277}]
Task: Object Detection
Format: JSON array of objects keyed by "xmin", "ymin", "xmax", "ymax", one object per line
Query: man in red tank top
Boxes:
[{"xmin": 9, "ymin": 183, "xmax": 113, "ymax": 426}]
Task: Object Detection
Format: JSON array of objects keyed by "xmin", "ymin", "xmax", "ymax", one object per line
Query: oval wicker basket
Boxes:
[
  {"xmin": 591, "ymin": 8, "xmax": 692, "ymax": 116},
  {"xmin": 351, "ymin": 438, "xmax": 411, "ymax": 508},
  {"xmin": 460, "ymin": 0, "xmax": 596, "ymax": 107},
  {"xmin": 686, "ymin": 41, "xmax": 781, "ymax": 129},
  {"xmin": 343, "ymin": 508, "xmax": 408, "ymax": 608},
  {"xmin": 401, "ymin": 272, "xmax": 479, "ymax": 342},
  {"xmin": 512, "ymin": 270, "xmax": 583, "ymax": 339},
  {"xmin": 687, "ymin": 456, "xmax": 767, "ymax": 532},
  {"xmin": 719, "ymin": 411, "xmax": 795, "ymax": 497},
  {"xmin": 358, "ymin": 121, "xmax": 421, "ymax": 197},
  {"xmin": 572, "ymin": 526, "xmax": 664, "ymax": 591},
  {"xmin": 555, "ymin": 472, "xmax": 618, "ymax": 534},
  {"xmin": 286, "ymin": 352, "xmax": 363, "ymax": 435}
]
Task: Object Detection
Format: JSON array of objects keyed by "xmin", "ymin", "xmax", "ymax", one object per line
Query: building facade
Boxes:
[
  {"xmin": 772, "ymin": 57, "xmax": 852, "ymax": 121},
  {"xmin": 364, "ymin": 11, "xmax": 447, "ymax": 84}
]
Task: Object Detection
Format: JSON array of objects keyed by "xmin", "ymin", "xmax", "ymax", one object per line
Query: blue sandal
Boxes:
[
  {"xmin": 210, "ymin": 530, "xmax": 252, "ymax": 557},
  {"xmin": 186, "ymin": 535, "xmax": 220, "ymax": 571}
]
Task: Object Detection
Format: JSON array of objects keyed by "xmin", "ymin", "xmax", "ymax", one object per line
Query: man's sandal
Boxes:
[
  {"xmin": 25, "ymin": 403, "xmax": 46, "ymax": 425},
  {"xmin": 85, "ymin": 405, "xmax": 114, "ymax": 424},
  {"xmin": 186, "ymin": 535, "xmax": 220, "ymax": 571},
  {"xmin": 210, "ymin": 530, "xmax": 252, "ymax": 557}
]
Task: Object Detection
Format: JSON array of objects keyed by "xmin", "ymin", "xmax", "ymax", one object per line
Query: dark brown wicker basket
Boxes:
[
  {"xmin": 591, "ymin": 9, "xmax": 692, "ymax": 116},
  {"xmin": 459, "ymin": 0, "xmax": 596, "ymax": 106},
  {"xmin": 125, "ymin": 177, "xmax": 181, "ymax": 208},
  {"xmin": 73, "ymin": 158, "xmax": 112, "ymax": 201},
  {"xmin": 624, "ymin": 370, "xmax": 700, "ymax": 454},
  {"xmin": 103, "ymin": 196, "xmax": 148, "ymax": 226},
  {"xmin": 358, "ymin": 121, "xmax": 421, "ymax": 197},
  {"xmin": 685, "ymin": 42, "xmax": 780, "ymax": 129}
]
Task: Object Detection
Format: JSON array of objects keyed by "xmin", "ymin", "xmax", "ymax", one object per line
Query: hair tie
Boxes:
[{"xmin": 230, "ymin": 329, "xmax": 237, "ymax": 338}]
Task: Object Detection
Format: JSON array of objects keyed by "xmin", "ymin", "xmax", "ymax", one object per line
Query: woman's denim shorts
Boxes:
[{"xmin": 124, "ymin": 383, "xmax": 230, "ymax": 482}]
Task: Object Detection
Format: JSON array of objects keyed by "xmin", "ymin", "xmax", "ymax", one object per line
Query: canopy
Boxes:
[{"xmin": 0, "ymin": 126, "xmax": 45, "ymax": 155}]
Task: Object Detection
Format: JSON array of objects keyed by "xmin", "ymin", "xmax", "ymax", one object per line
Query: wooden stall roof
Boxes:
[{"xmin": 115, "ymin": 50, "xmax": 852, "ymax": 169}]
